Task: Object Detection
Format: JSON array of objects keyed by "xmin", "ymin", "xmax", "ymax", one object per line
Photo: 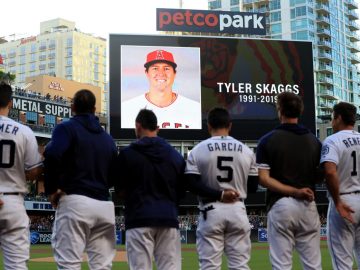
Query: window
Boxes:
[
  {"xmin": 209, "ymin": 0, "xmax": 221, "ymax": 9},
  {"xmin": 230, "ymin": 0, "xmax": 239, "ymax": 5},
  {"xmin": 270, "ymin": 0, "xmax": 281, "ymax": 10},
  {"xmin": 66, "ymin": 66, "xmax": 72, "ymax": 75},
  {"xmin": 326, "ymin": 127, "xmax": 333, "ymax": 136},
  {"xmin": 230, "ymin": 6, "xmax": 239, "ymax": 11},
  {"xmin": 291, "ymin": 18, "xmax": 308, "ymax": 31},
  {"xmin": 270, "ymin": 11, "xmax": 281, "ymax": 22},
  {"xmin": 26, "ymin": 112, "xmax": 37, "ymax": 123},
  {"xmin": 67, "ymin": 38, "xmax": 73, "ymax": 47},
  {"xmin": 291, "ymin": 6, "xmax": 307, "ymax": 19},
  {"xmin": 270, "ymin": 23, "xmax": 282, "ymax": 35},
  {"xmin": 31, "ymin": 44, "xmax": 37, "ymax": 53}
]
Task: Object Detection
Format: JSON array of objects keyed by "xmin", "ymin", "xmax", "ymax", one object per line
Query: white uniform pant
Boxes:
[
  {"xmin": 52, "ymin": 194, "xmax": 116, "ymax": 270},
  {"xmin": 126, "ymin": 227, "xmax": 181, "ymax": 270},
  {"xmin": 327, "ymin": 194, "xmax": 360, "ymax": 270},
  {"xmin": 0, "ymin": 194, "xmax": 29, "ymax": 270},
  {"xmin": 196, "ymin": 201, "xmax": 251, "ymax": 270},
  {"xmin": 267, "ymin": 197, "xmax": 321, "ymax": 270}
]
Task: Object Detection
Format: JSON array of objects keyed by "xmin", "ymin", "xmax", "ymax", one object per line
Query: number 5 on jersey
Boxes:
[{"xmin": 217, "ymin": 156, "xmax": 233, "ymax": 182}]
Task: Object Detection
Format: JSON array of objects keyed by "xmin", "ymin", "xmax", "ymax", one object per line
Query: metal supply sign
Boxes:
[{"xmin": 157, "ymin": 8, "xmax": 266, "ymax": 35}]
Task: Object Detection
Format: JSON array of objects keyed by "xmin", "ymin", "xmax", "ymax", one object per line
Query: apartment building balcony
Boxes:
[
  {"xmin": 316, "ymin": 16, "xmax": 330, "ymax": 26},
  {"xmin": 317, "ymin": 40, "xmax": 331, "ymax": 49},
  {"xmin": 351, "ymin": 44, "xmax": 360, "ymax": 53},
  {"xmin": 318, "ymin": 64, "xmax": 333, "ymax": 74},
  {"xmin": 318, "ymin": 52, "xmax": 332, "ymax": 60},
  {"xmin": 318, "ymin": 77, "xmax": 333, "ymax": 85},
  {"xmin": 39, "ymin": 45, "xmax": 46, "ymax": 51},
  {"xmin": 348, "ymin": 21, "xmax": 360, "ymax": 31},
  {"xmin": 347, "ymin": 10, "xmax": 359, "ymax": 20},
  {"xmin": 349, "ymin": 32, "xmax": 360, "ymax": 42},
  {"xmin": 317, "ymin": 28, "xmax": 331, "ymax": 37},
  {"xmin": 318, "ymin": 101, "xmax": 336, "ymax": 110},
  {"xmin": 345, "ymin": 0, "xmax": 358, "ymax": 10},
  {"xmin": 351, "ymin": 55, "xmax": 360, "ymax": 64},
  {"xmin": 318, "ymin": 89, "xmax": 337, "ymax": 99},
  {"xmin": 315, "ymin": 4, "xmax": 330, "ymax": 14},
  {"xmin": 8, "ymin": 52, "xmax": 16, "ymax": 58},
  {"xmin": 243, "ymin": 0, "xmax": 269, "ymax": 5}
]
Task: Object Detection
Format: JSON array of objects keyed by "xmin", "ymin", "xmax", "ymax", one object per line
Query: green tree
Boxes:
[{"xmin": 0, "ymin": 71, "xmax": 16, "ymax": 84}]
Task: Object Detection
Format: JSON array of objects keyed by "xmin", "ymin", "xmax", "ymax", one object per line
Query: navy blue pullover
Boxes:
[
  {"xmin": 116, "ymin": 136, "xmax": 185, "ymax": 230},
  {"xmin": 44, "ymin": 114, "xmax": 117, "ymax": 201},
  {"xmin": 256, "ymin": 123, "xmax": 322, "ymax": 211}
]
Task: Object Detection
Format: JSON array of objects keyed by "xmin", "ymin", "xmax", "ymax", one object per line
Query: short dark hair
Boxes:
[
  {"xmin": 0, "ymin": 82, "xmax": 12, "ymax": 108},
  {"xmin": 333, "ymin": 102, "xmax": 356, "ymax": 126},
  {"xmin": 72, "ymin": 89, "xmax": 96, "ymax": 114},
  {"xmin": 136, "ymin": 109, "xmax": 158, "ymax": 131},
  {"xmin": 207, "ymin": 107, "xmax": 231, "ymax": 129},
  {"xmin": 276, "ymin": 92, "xmax": 304, "ymax": 118}
]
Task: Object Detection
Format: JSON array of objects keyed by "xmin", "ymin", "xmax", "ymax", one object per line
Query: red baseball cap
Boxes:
[{"xmin": 144, "ymin": 50, "xmax": 177, "ymax": 69}]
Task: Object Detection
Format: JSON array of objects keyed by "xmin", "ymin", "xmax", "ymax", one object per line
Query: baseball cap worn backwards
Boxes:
[{"xmin": 144, "ymin": 50, "xmax": 177, "ymax": 69}]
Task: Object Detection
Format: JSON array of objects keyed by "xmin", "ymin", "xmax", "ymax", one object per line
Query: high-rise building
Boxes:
[
  {"xmin": 0, "ymin": 18, "xmax": 107, "ymax": 112},
  {"xmin": 208, "ymin": 0, "xmax": 360, "ymax": 121}
]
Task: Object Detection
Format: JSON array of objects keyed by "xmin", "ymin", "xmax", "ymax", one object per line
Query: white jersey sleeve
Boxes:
[
  {"xmin": 24, "ymin": 126, "xmax": 43, "ymax": 170},
  {"xmin": 0, "ymin": 116, "xmax": 42, "ymax": 193},
  {"xmin": 185, "ymin": 150, "xmax": 200, "ymax": 175},
  {"xmin": 321, "ymin": 130, "xmax": 360, "ymax": 194}
]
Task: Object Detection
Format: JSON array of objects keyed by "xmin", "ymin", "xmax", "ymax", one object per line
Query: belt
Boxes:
[
  {"xmin": 340, "ymin": 191, "xmax": 360, "ymax": 195},
  {"xmin": 201, "ymin": 198, "xmax": 244, "ymax": 204},
  {"xmin": 1, "ymin": 192, "xmax": 20, "ymax": 195}
]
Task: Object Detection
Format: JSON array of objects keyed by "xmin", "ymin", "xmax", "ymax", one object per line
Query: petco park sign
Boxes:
[{"xmin": 157, "ymin": 8, "xmax": 266, "ymax": 35}]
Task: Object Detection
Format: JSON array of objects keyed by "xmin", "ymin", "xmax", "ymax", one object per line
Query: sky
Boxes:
[{"xmin": 0, "ymin": 0, "xmax": 208, "ymax": 40}]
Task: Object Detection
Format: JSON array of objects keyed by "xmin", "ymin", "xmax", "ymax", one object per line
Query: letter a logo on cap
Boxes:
[{"xmin": 156, "ymin": 50, "xmax": 165, "ymax": 60}]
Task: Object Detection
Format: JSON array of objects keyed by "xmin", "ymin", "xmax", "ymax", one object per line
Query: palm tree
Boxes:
[{"xmin": 0, "ymin": 71, "xmax": 16, "ymax": 84}]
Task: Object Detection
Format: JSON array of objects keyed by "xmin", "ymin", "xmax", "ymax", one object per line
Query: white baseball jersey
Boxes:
[
  {"xmin": 121, "ymin": 93, "xmax": 201, "ymax": 129},
  {"xmin": 185, "ymin": 135, "xmax": 258, "ymax": 199},
  {"xmin": 321, "ymin": 130, "xmax": 360, "ymax": 194},
  {"xmin": 0, "ymin": 116, "xmax": 42, "ymax": 193}
]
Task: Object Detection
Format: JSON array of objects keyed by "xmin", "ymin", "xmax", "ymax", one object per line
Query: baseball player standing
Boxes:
[
  {"xmin": 44, "ymin": 89, "xmax": 117, "ymax": 270},
  {"xmin": 115, "ymin": 109, "xmax": 186, "ymax": 270},
  {"xmin": 320, "ymin": 102, "xmax": 360, "ymax": 269},
  {"xmin": 256, "ymin": 92, "xmax": 322, "ymax": 270},
  {"xmin": 0, "ymin": 82, "xmax": 43, "ymax": 270},
  {"xmin": 185, "ymin": 107, "xmax": 258, "ymax": 270}
]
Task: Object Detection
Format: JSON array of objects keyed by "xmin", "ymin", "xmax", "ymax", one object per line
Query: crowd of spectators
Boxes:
[
  {"xmin": 29, "ymin": 214, "xmax": 54, "ymax": 231},
  {"xmin": 13, "ymin": 86, "xmax": 71, "ymax": 105}
]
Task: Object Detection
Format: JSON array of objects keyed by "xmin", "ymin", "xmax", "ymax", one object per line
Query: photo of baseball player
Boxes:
[
  {"xmin": 0, "ymin": 82, "xmax": 43, "ymax": 269},
  {"xmin": 321, "ymin": 102, "xmax": 360, "ymax": 270},
  {"xmin": 256, "ymin": 92, "xmax": 323, "ymax": 270},
  {"xmin": 185, "ymin": 107, "xmax": 259, "ymax": 270},
  {"xmin": 121, "ymin": 46, "xmax": 202, "ymax": 129},
  {"xmin": 43, "ymin": 89, "xmax": 118, "ymax": 269}
]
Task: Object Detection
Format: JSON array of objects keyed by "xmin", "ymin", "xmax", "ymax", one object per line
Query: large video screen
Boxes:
[{"xmin": 110, "ymin": 34, "xmax": 315, "ymax": 141}]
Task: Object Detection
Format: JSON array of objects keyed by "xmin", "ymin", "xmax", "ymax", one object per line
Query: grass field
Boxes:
[{"xmin": 2, "ymin": 241, "xmax": 343, "ymax": 269}]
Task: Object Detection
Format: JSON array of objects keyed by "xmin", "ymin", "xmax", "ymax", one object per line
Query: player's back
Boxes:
[
  {"xmin": 323, "ymin": 130, "xmax": 360, "ymax": 193},
  {"xmin": 188, "ymin": 135, "xmax": 256, "ymax": 199},
  {"xmin": 0, "ymin": 116, "xmax": 40, "ymax": 193}
]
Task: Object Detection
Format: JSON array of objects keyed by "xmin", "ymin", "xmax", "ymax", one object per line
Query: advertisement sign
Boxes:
[
  {"xmin": 156, "ymin": 9, "xmax": 266, "ymax": 35},
  {"xmin": 110, "ymin": 34, "xmax": 315, "ymax": 140},
  {"xmin": 258, "ymin": 228, "xmax": 268, "ymax": 242},
  {"xmin": 12, "ymin": 97, "xmax": 71, "ymax": 118},
  {"xmin": 30, "ymin": 231, "xmax": 52, "ymax": 244}
]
